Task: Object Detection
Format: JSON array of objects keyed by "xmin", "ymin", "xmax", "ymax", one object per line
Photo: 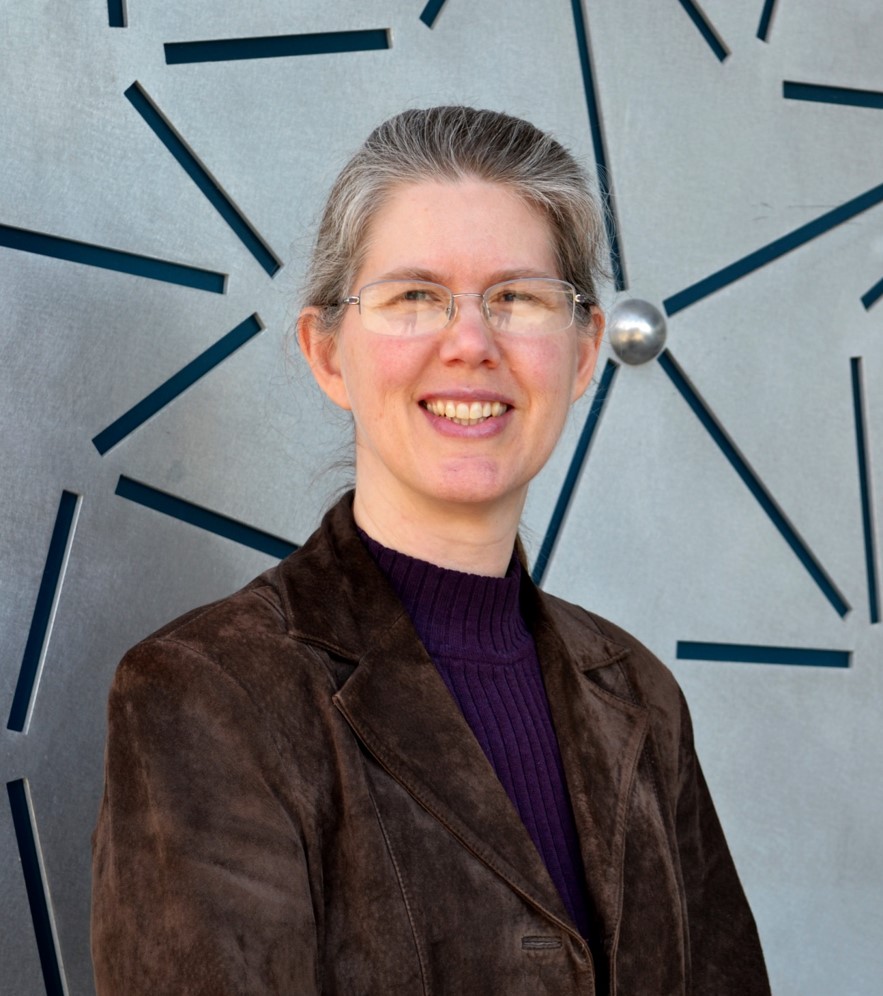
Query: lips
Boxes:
[{"xmin": 422, "ymin": 399, "xmax": 510, "ymax": 426}]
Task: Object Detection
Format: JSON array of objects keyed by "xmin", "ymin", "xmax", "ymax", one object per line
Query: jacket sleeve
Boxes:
[
  {"xmin": 91, "ymin": 638, "xmax": 320, "ymax": 995},
  {"xmin": 673, "ymin": 690, "xmax": 771, "ymax": 996}
]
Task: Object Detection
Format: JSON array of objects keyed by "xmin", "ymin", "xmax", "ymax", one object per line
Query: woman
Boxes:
[{"xmin": 92, "ymin": 106, "xmax": 770, "ymax": 994}]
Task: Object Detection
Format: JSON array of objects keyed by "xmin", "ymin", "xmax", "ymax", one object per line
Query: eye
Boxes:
[
  {"xmin": 374, "ymin": 282, "xmax": 448, "ymax": 309},
  {"xmin": 496, "ymin": 288, "xmax": 530, "ymax": 303},
  {"xmin": 401, "ymin": 286, "xmax": 444, "ymax": 303},
  {"xmin": 366, "ymin": 281, "xmax": 447, "ymax": 312},
  {"xmin": 488, "ymin": 283, "xmax": 542, "ymax": 307}
]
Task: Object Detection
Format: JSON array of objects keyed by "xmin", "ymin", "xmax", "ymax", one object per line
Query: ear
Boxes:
[
  {"xmin": 297, "ymin": 307, "xmax": 352, "ymax": 411},
  {"xmin": 571, "ymin": 306, "xmax": 604, "ymax": 402}
]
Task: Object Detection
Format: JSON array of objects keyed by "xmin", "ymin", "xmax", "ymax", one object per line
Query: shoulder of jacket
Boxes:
[
  {"xmin": 116, "ymin": 562, "xmax": 328, "ymax": 694},
  {"xmin": 140, "ymin": 568, "xmax": 284, "ymax": 641},
  {"xmin": 539, "ymin": 591, "xmax": 686, "ymax": 715}
]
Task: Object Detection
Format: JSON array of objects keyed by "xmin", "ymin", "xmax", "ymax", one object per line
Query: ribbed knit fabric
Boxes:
[{"xmin": 359, "ymin": 530, "xmax": 592, "ymax": 939}]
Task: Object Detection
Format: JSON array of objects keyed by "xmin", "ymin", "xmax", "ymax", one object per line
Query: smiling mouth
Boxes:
[{"xmin": 422, "ymin": 399, "xmax": 511, "ymax": 426}]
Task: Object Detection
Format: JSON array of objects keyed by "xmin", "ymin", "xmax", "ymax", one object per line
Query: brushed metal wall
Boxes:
[{"xmin": 1, "ymin": 2, "xmax": 881, "ymax": 993}]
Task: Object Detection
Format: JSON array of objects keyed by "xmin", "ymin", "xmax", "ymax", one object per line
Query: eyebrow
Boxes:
[{"xmin": 371, "ymin": 266, "xmax": 557, "ymax": 286}]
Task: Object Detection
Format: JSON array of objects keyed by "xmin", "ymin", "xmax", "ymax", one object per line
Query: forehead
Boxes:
[{"xmin": 356, "ymin": 179, "xmax": 559, "ymax": 286}]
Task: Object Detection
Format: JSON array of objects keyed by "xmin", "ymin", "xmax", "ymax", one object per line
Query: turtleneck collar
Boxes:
[{"xmin": 357, "ymin": 528, "xmax": 531, "ymax": 663}]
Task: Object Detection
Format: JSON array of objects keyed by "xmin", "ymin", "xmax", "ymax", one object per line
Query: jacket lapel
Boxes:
[
  {"xmin": 277, "ymin": 494, "xmax": 649, "ymax": 944},
  {"xmin": 530, "ymin": 589, "xmax": 649, "ymax": 945},
  {"xmin": 332, "ymin": 608, "xmax": 576, "ymax": 932},
  {"xmin": 277, "ymin": 497, "xmax": 574, "ymax": 929}
]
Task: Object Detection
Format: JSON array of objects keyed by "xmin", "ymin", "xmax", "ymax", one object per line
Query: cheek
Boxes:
[
  {"xmin": 518, "ymin": 339, "xmax": 581, "ymax": 400},
  {"xmin": 340, "ymin": 338, "xmax": 429, "ymax": 419}
]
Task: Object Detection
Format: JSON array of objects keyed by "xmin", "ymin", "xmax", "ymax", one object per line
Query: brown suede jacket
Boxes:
[{"xmin": 91, "ymin": 493, "xmax": 770, "ymax": 995}]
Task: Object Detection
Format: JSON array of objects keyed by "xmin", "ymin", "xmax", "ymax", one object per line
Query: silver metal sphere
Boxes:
[{"xmin": 607, "ymin": 298, "xmax": 667, "ymax": 365}]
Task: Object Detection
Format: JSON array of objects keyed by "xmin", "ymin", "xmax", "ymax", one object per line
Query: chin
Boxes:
[{"xmin": 422, "ymin": 467, "xmax": 526, "ymax": 509}]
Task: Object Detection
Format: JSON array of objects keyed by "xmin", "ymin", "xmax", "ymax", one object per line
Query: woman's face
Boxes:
[{"xmin": 301, "ymin": 179, "xmax": 601, "ymax": 521}]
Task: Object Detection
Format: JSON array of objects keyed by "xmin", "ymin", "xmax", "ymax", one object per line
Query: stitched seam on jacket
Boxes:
[
  {"xmin": 333, "ymin": 701, "xmax": 589, "ymax": 958},
  {"xmin": 289, "ymin": 602, "xmax": 414, "ymax": 662},
  {"xmin": 590, "ymin": 661, "xmax": 653, "ymax": 995},
  {"xmin": 547, "ymin": 599, "xmax": 633, "ymax": 663},
  {"xmin": 155, "ymin": 637, "xmax": 318, "ymax": 831},
  {"xmin": 616, "ymin": 659, "xmax": 688, "ymax": 995},
  {"xmin": 127, "ymin": 636, "xmax": 323, "ymax": 991},
  {"xmin": 611, "ymin": 722, "xmax": 648, "ymax": 996},
  {"xmin": 613, "ymin": 659, "xmax": 667, "ymax": 819},
  {"xmin": 249, "ymin": 584, "xmax": 288, "ymax": 625},
  {"xmin": 364, "ymin": 780, "xmax": 431, "ymax": 996},
  {"xmin": 637, "ymin": 735, "xmax": 689, "ymax": 995}
]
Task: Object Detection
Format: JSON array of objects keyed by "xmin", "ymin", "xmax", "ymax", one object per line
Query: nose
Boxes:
[{"xmin": 437, "ymin": 293, "xmax": 501, "ymax": 366}]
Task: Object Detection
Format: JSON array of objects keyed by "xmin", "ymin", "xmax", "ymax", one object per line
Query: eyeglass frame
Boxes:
[{"xmin": 339, "ymin": 276, "xmax": 593, "ymax": 337}]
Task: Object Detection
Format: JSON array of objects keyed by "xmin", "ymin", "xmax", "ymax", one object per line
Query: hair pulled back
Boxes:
[{"xmin": 302, "ymin": 106, "xmax": 608, "ymax": 334}]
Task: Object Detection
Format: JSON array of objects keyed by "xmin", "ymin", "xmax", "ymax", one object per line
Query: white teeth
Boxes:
[{"xmin": 425, "ymin": 399, "xmax": 509, "ymax": 424}]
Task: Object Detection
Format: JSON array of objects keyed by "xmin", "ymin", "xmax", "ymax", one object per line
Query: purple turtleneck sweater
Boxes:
[{"xmin": 359, "ymin": 530, "xmax": 592, "ymax": 939}]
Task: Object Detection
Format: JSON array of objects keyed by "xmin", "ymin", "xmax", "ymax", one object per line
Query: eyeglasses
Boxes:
[{"xmin": 341, "ymin": 277, "xmax": 591, "ymax": 337}]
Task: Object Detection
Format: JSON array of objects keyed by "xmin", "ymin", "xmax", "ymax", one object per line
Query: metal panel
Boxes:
[{"xmin": 1, "ymin": 2, "xmax": 881, "ymax": 993}]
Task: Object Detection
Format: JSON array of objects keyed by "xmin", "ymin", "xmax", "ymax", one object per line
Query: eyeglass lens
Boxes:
[{"xmin": 356, "ymin": 278, "xmax": 578, "ymax": 336}]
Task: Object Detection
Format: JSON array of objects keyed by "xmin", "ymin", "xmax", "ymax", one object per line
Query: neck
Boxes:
[{"xmin": 352, "ymin": 483, "xmax": 524, "ymax": 578}]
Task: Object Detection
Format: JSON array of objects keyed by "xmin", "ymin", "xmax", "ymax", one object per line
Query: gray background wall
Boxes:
[{"xmin": 1, "ymin": 1, "xmax": 881, "ymax": 993}]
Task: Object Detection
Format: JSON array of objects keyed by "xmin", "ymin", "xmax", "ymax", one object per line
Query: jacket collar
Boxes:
[{"xmin": 272, "ymin": 494, "xmax": 648, "ymax": 943}]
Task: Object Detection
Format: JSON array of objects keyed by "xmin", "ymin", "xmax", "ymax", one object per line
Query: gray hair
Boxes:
[{"xmin": 302, "ymin": 106, "xmax": 608, "ymax": 334}]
